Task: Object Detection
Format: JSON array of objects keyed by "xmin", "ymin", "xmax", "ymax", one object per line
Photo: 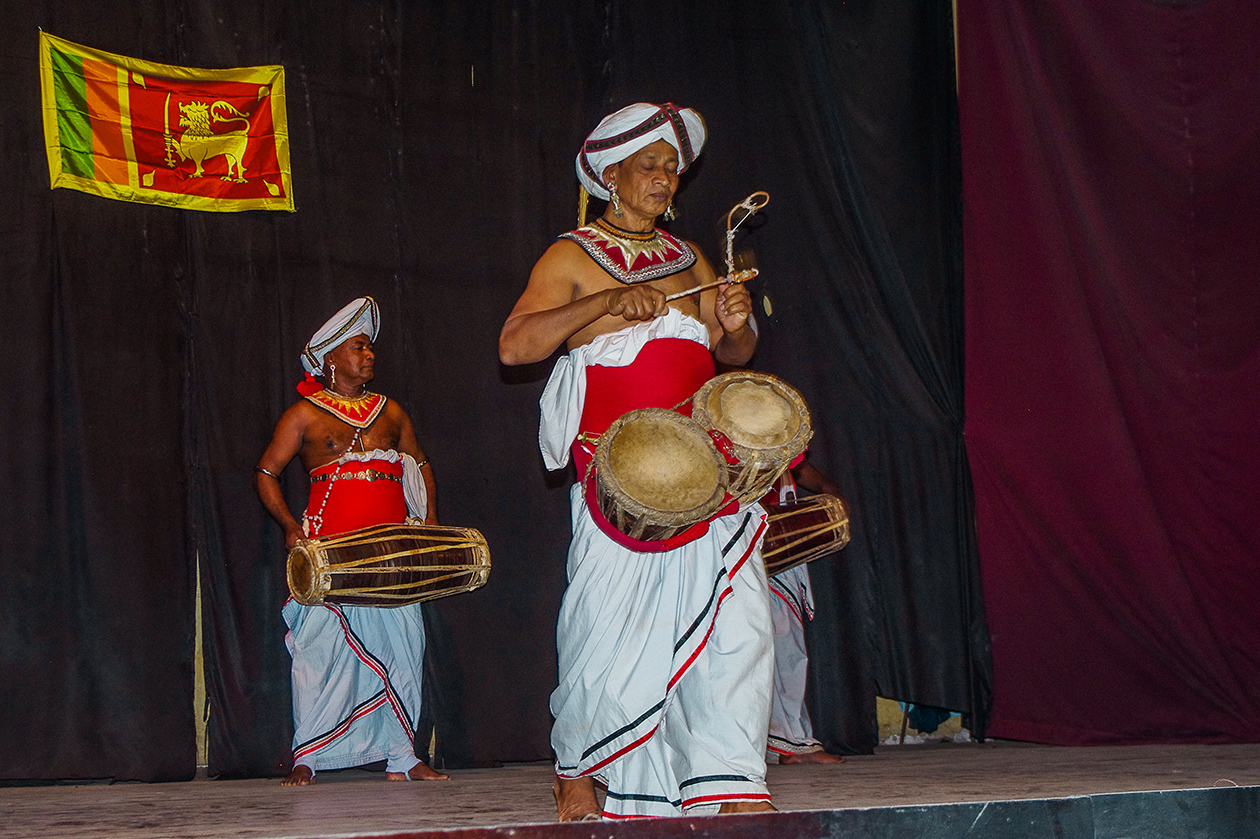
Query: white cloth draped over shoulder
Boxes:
[{"xmin": 538, "ymin": 308, "xmax": 710, "ymax": 470}]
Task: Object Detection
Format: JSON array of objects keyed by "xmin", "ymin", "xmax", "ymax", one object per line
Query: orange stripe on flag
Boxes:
[{"xmin": 83, "ymin": 58, "xmax": 129, "ymax": 186}]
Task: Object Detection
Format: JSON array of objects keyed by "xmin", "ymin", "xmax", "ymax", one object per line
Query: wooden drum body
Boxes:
[
  {"xmin": 593, "ymin": 408, "xmax": 730, "ymax": 542},
  {"xmin": 287, "ymin": 523, "xmax": 490, "ymax": 607},
  {"xmin": 692, "ymin": 372, "xmax": 813, "ymax": 504},
  {"xmin": 762, "ymin": 494, "xmax": 851, "ymax": 577}
]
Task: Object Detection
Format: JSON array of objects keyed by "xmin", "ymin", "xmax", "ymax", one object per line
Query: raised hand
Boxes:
[{"xmin": 715, "ymin": 280, "xmax": 753, "ymax": 334}]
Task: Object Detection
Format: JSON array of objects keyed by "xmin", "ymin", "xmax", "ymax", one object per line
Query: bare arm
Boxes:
[
  {"xmin": 791, "ymin": 458, "xmax": 842, "ymax": 498},
  {"xmin": 693, "ymin": 248, "xmax": 757, "ymax": 366},
  {"xmin": 396, "ymin": 408, "xmax": 438, "ymax": 526},
  {"xmin": 499, "ymin": 241, "xmax": 666, "ymax": 365},
  {"xmin": 255, "ymin": 405, "xmax": 309, "ymax": 549}
]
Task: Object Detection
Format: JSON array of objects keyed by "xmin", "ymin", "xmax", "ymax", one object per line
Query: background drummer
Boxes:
[
  {"xmin": 255, "ymin": 296, "xmax": 448, "ymax": 786},
  {"xmin": 500, "ymin": 102, "xmax": 774, "ymax": 820},
  {"xmin": 763, "ymin": 459, "xmax": 848, "ymax": 765}
]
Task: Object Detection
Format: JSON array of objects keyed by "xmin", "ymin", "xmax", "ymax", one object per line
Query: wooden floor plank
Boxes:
[{"xmin": 2, "ymin": 742, "xmax": 1257, "ymax": 839}]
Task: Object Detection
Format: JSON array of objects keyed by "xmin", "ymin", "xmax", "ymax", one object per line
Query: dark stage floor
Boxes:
[{"xmin": 4, "ymin": 741, "xmax": 1258, "ymax": 838}]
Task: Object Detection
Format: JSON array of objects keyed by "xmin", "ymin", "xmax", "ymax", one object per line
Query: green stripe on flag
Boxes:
[{"xmin": 49, "ymin": 48, "xmax": 94, "ymax": 180}]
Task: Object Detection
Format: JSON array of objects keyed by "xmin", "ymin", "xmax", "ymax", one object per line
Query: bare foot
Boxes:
[
  {"xmin": 387, "ymin": 763, "xmax": 451, "ymax": 781},
  {"xmin": 779, "ymin": 750, "xmax": 845, "ymax": 764},
  {"xmin": 718, "ymin": 800, "xmax": 776, "ymax": 814},
  {"xmin": 553, "ymin": 774, "xmax": 601, "ymax": 821},
  {"xmin": 281, "ymin": 765, "xmax": 316, "ymax": 786}
]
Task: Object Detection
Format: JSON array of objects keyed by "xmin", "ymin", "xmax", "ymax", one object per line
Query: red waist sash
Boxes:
[
  {"xmin": 576, "ymin": 336, "xmax": 734, "ymax": 551},
  {"xmin": 574, "ymin": 337, "xmax": 714, "ymax": 476},
  {"xmin": 305, "ymin": 458, "xmax": 406, "ymax": 537}
]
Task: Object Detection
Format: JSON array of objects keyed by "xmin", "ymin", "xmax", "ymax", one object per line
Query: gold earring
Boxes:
[
  {"xmin": 609, "ymin": 183, "xmax": 624, "ymax": 218},
  {"xmin": 329, "ymin": 365, "xmax": 336, "ymax": 389},
  {"xmin": 664, "ymin": 202, "xmax": 676, "ymax": 222}
]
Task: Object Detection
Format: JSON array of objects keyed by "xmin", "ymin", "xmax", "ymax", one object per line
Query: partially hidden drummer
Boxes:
[
  {"xmin": 255, "ymin": 296, "xmax": 449, "ymax": 786},
  {"xmin": 499, "ymin": 102, "xmax": 774, "ymax": 820}
]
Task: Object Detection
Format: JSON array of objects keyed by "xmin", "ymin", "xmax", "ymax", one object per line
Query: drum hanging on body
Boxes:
[
  {"xmin": 762, "ymin": 494, "xmax": 851, "ymax": 577},
  {"xmin": 691, "ymin": 371, "xmax": 813, "ymax": 504},
  {"xmin": 592, "ymin": 407, "xmax": 730, "ymax": 542},
  {"xmin": 287, "ymin": 523, "xmax": 491, "ymax": 607}
]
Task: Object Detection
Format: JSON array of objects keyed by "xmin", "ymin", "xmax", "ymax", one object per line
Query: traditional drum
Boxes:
[
  {"xmin": 691, "ymin": 371, "xmax": 813, "ymax": 504},
  {"xmin": 287, "ymin": 523, "xmax": 490, "ymax": 607},
  {"xmin": 592, "ymin": 407, "xmax": 730, "ymax": 542},
  {"xmin": 762, "ymin": 494, "xmax": 851, "ymax": 577}
]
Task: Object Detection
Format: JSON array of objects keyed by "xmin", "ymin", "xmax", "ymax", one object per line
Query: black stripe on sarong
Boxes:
[
  {"xmin": 768, "ymin": 734, "xmax": 815, "ymax": 749},
  {"xmin": 604, "ymin": 790, "xmax": 683, "ymax": 806},
  {"xmin": 679, "ymin": 773, "xmax": 756, "ymax": 788},
  {"xmin": 337, "ymin": 607, "xmax": 416, "ymax": 735},
  {"xmin": 721, "ymin": 513, "xmax": 752, "ymax": 557},
  {"xmin": 580, "ymin": 698, "xmax": 666, "ymax": 761},
  {"xmin": 293, "ymin": 687, "xmax": 388, "ymax": 753},
  {"xmin": 768, "ymin": 577, "xmax": 804, "ymax": 616},
  {"xmin": 673, "ymin": 567, "xmax": 727, "ymax": 655}
]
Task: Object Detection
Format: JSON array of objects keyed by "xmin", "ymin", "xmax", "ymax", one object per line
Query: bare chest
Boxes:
[{"xmin": 301, "ymin": 416, "xmax": 402, "ymax": 471}]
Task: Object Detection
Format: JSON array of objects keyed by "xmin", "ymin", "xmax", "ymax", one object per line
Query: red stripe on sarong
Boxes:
[
  {"xmin": 668, "ymin": 586, "xmax": 733, "ymax": 691},
  {"xmin": 294, "ymin": 694, "xmax": 390, "ymax": 760},
  {"xmin": 582, "ymin": 725, "xmax": 660, "ymax": 776},
  {"xmin": 681, "ymin": 792, "xmax": 773, "ymax": 808},
  {"xmin": 770, "ymin": 586, "xmax": 803, "ymax": 623},
  {"xmin": 329, "ymin": 605, "xmax": 415, "ymax": 748},
  {"xmin": 727, "ymin": 516, "xmax": 767, "ymax": 578}
]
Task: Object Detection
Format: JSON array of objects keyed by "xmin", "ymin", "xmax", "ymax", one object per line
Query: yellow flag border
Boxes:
[{"xmin": 39, "ymin": 32, "xmax": 295, "ymax": 212}]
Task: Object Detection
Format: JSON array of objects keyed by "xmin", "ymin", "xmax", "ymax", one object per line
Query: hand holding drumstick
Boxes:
[{"xmin": 663, "ymin": 268, "xmax": 759, "ymax": 302}]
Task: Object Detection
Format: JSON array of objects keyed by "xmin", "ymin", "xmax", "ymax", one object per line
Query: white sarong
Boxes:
[
  {"xmin": 543, "ymin": 313, "xmax": 775, "ymax": 818},
  {"xmin": 284, "ymin": 599, "xmax": 425, "ymax": 775},
  {"xmin": 766, "ymin": 564, "xmax": 824, "ymax": 759},
  {"xmin": 285, "ymin": 448, "xmax": 428, "ymax": 776}
]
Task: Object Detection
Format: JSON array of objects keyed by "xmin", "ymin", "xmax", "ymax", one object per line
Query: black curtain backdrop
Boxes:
[
  {"xmin": 959, "ymin": 0, "xmax": 1260, "ymax": 744},
  {"xmin": 1, "ymin": 0, "xmax": 979, "ymax": 781}
]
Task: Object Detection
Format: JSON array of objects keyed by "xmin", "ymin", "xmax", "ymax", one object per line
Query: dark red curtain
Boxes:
[{"xmin": 959, "ymin": 0, "xmax": 1260, "ymax": 744}]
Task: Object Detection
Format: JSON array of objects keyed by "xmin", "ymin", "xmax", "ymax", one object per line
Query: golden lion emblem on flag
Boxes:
[{"xmin": 170, "ymin": 100, "xmax": 251, "ymax": 182}]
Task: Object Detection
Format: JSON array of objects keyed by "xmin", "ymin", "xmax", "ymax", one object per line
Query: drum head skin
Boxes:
[
  {"xmin": 695, "ymin": 372, "xmax": 811, "ymax": 452},
  {"xmin": 286, "ymin": 544, "xmax": 322, "ymax": 605},
  {"xmin": 608, "ymin": 413, "xmax": 722, "ymax": 512},
  {"xmin": 715, "ymin": 380, "xmax": 799, "ymax": 448},
  {"xmin": 594, "ymin": 408, "xmax": 730, "ymax": 539}
]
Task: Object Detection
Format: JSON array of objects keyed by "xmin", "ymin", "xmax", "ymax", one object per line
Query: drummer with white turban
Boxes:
[
  {"xmin": 501, "ymin": 103, "xmax": 772, "ymax": 820},
  {"xmin": 256, "ymin": 297, "xmax": 447, "ymax": 786}
]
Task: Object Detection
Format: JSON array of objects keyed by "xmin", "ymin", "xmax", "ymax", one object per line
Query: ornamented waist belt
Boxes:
[{"xmin": 310, "ymin": 469, "xmax": 402, "ymax": 484}]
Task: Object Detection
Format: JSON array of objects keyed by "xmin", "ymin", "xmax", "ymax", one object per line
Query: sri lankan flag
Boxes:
[{"xmin": 39, "ymin": 32, "xmax": 293, "ymax": 212}]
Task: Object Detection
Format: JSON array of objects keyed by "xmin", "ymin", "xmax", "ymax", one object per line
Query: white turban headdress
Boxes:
[
  {"xmin": 576, "ymin": 102, "xmax": 707, "ymax": 200},
  {"xmin": 301, "ymin": 296, "xmax": 380, "ymax": 376}
]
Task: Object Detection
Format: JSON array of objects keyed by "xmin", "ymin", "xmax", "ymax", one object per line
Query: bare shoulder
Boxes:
[
  {"xmin": 276, "ymin": 398, "xmax": 320, "ymax": 431},
  {"xmin": 383, "ymin": 397, "xmax": 414, "ymax": 427},
  {"xmin": 685, "ymin": 241, "xmax": 720, "ymax": 279},
  {"xmin": 533, "ymin": 239, "xmax": 601, "ymax": 289}
]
